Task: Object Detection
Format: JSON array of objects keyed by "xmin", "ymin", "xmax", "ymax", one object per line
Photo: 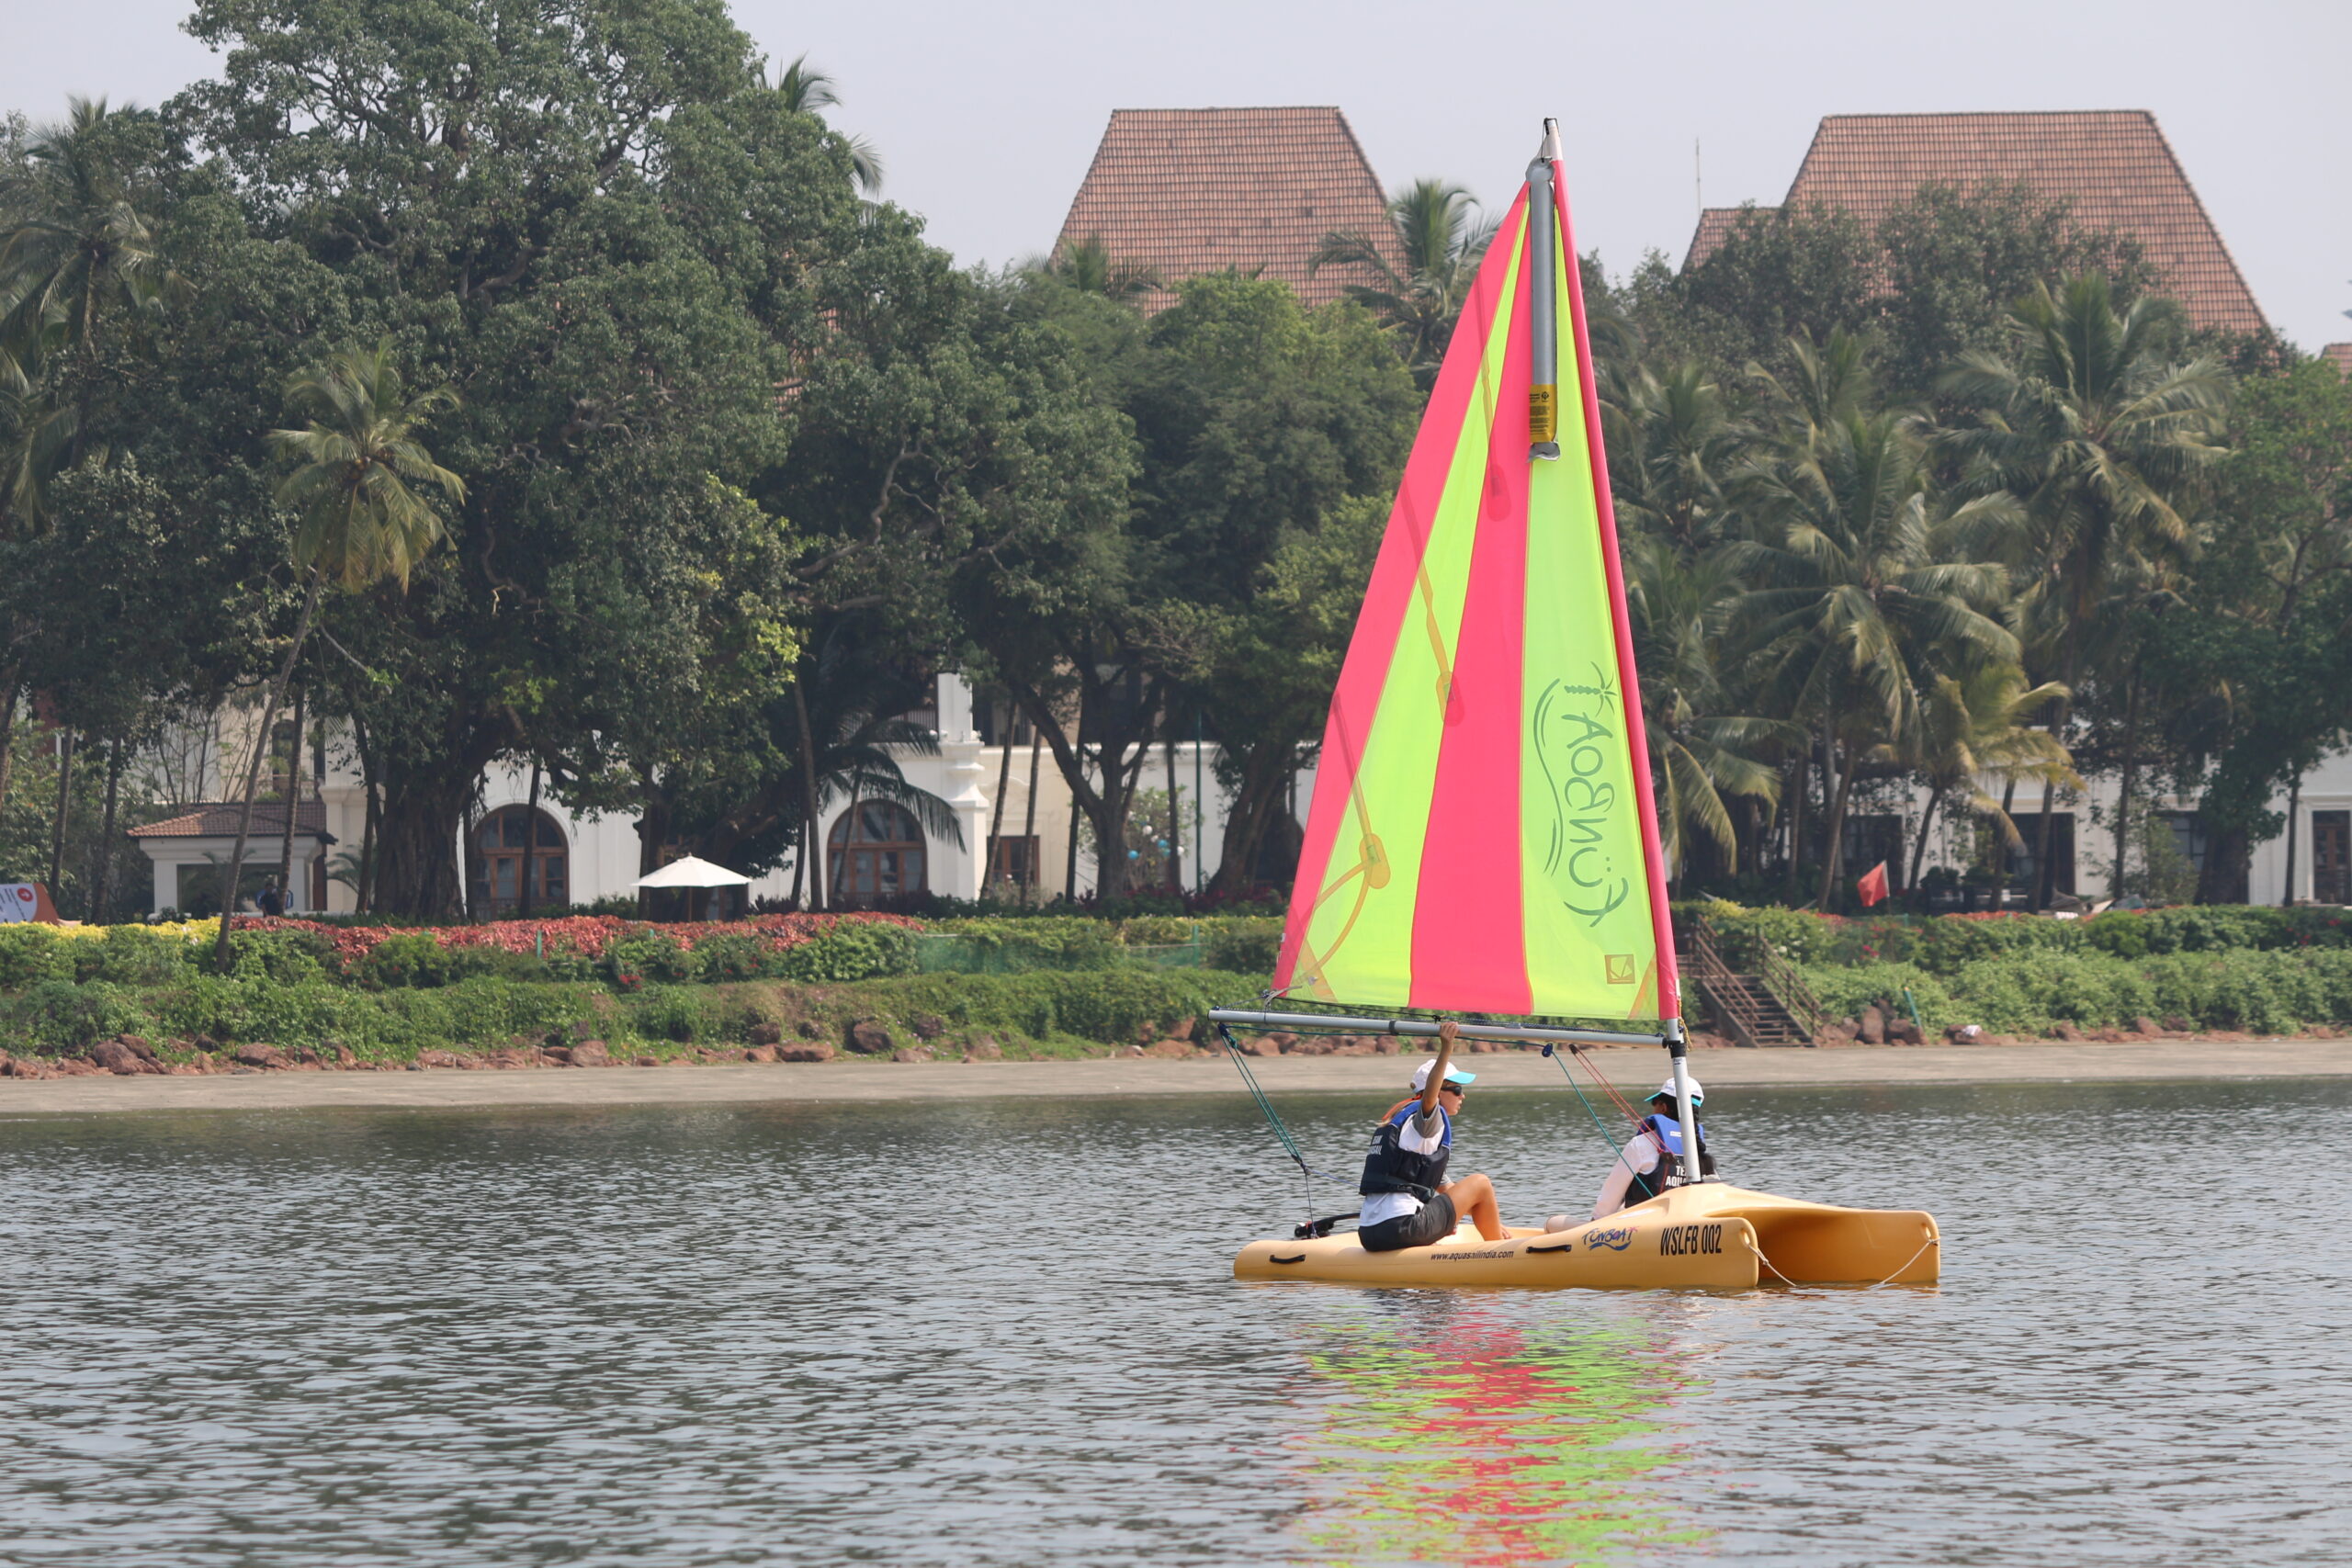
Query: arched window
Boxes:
[
  {"xmin": 472, "ymin": 807, "xmax": 568, "ymax": 915},
  {"xmin": 828, "ymin": 802, "xmax": 927, "ymax": 905}
]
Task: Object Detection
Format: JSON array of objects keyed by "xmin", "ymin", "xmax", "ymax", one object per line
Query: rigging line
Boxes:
[
  {"xmin": 1750, "ymin": 1231, "xmax": 1939, "ymax": 1291},
  {"xmin": 1542, "ymin": 1043, "xmax": 1626, "ymax": 1159},
  {"xmin": 1216, "ymin": 1023, "xmax": 1354, "ymax": 1190}
]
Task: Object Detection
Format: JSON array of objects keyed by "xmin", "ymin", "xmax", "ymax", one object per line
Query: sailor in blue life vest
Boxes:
[
  {"xmin": 1356, "ymin": 1020, "xmax": 1511, "ymax": 1252},
  {"xmin": 1590, "ymin": 1077, "xmax": 1713, "ymax": 1218}
]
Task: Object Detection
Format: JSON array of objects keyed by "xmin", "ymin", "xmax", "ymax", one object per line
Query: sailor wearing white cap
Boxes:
[
  {"xmin": 1591, "ymin": 1077, "xmax": 1713, "ymax": 1218},
  {"xmin": 1355, "ymin": 1021, "xmax": 1511, "ymax": 1252}
]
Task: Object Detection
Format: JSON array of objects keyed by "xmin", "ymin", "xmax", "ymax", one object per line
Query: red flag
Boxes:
[{"xmin": 1857, "ymin": 862, "xmax": 1890, "ymax": 908}]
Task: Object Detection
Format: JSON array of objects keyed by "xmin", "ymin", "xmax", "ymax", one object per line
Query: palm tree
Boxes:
[
  {"xmin": 1731, "ymin": 411, "xmax": 2020, "ymax": 908},
  {"xmin": 1311, "ymin": 178, "xmax": 1496, "ymax": 386},
  {"xmin": 1898, "ymin": 660, "xmax": 2077, "ymax": 896},
  {"xmin": 1624, "ymin": 536, "xmax": 1790, "ymax": 888},
  {"xmin": 1032, "ymin": 235, "xmax": 1162, "ymax": 301},
  {"xmin": 768, "ymin": 54, "xmax": 883, "ymax": 195},
  {"xmin": 1940, "ymin": 275, "xmax": 2229, "ymax": 906},
  {"xmin": 210, "ymin": 341, "xmax": 464, "ymax": 967},
  {"xmin": 0, "ymin": 96, "xmax": 182, "ymax": 520},
  {"xmin": 1607, "ymin": 361, "xmax": 1751, "ymax": 555}
]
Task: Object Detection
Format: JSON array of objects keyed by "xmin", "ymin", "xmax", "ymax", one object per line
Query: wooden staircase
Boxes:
[{"xmin": 1678, "ymin": 915, "xmax": 1823, "ymax": 1048}]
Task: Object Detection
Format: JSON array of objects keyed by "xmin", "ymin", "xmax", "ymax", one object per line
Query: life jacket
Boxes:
[
  {"xmin": 1359, "ymin": 1103, "xmax": 1452, "ymax": 1201},
  {"xmin": 1623, "ymin": 1113, "xmax": 1711, "ymax": 1205}
]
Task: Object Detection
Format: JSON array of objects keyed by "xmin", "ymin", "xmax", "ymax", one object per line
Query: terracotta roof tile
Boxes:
[
  {"xmin": 1684, "ymin": 111, "xmax": 2265, "ymax": 334},
  {"xmin": 2322, "ymin": 343, "xmax": 2352, "ymax": 378},
  {"xmin": 130, "ymin": 802, "xmax": 334, "ymax": 840},
  {"xmin": 1057, "ymin": 107, "xmax": 1401, "ymax": 311},
  {"xmin": 1688, "ymin": 207, "xmax": 1751, "ymax": 265}
]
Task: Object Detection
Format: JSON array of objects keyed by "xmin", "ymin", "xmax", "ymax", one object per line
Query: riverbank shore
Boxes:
[{"xmin": 0, "ymin": 1036, "xmax": 2346, "ymax": 1115}]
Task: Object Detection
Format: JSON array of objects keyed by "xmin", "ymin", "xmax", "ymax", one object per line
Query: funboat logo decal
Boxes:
[
  {"xmin": 1582, "ymin": 1226, "xmax": 1634, "ymax": 1251},
  {"xmin": 1658, "ymin": 1224, "xmax": 1724, "ymax": 1257}
]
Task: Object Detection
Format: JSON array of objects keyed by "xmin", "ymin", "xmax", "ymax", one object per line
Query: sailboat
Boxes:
[{"xmin": 1210, "ymin": 124, "xmax": 1939, "ymax": 1289}]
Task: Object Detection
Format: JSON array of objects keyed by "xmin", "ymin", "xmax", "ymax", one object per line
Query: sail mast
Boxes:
[
  {"xmin": 1527, "ymin": 120, "xmax": 1561, "ymax": 462},
  {"xmin": 1533, "ymin": 118, "xmax": 1704, "ymax": 1173}
]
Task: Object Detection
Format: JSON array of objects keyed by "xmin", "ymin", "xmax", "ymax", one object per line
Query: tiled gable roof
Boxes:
[
  {"xmin": 1684, "ymin": 111, "xmax": 2265, "ymax": 334},
  {"xmin": 1688, "ymin": 207, "xmax": 1750, "ymax": 265},
  {"xmin": 1056, "ymin": 107, "xmax": 1401, "ymax": 311},
  {"xmin": 130, "ymin": 801, "xmax": 334, "ymax": 840}
]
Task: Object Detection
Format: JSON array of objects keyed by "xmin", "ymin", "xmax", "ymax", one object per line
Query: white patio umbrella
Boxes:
[
  {"xmin": 634, "ymin": 855, "xmax": 753, "ymax": 920},
  {"xmin": 633, "ymin": 855, "xmax": 752, "ymax": 890}
]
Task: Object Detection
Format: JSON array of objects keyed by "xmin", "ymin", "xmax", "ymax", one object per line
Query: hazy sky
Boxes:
[{"xmin": 8, "ymin": 0, "xmax": 2346, "ymax": 349}]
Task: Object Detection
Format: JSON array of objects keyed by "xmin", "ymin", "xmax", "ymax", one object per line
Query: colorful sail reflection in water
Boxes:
[{"xmin": 1285, "ymin": 1314, "xmax": 1703, "ymax": 1565}]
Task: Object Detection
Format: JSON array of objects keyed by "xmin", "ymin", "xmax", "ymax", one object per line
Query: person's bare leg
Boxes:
[{"xmin": 1442, "ymin": 1174, "xmax": 1508, "ymax": 1241}]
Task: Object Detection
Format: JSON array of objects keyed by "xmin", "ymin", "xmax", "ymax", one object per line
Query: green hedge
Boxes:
[
  {"xmin": 1796, "ymin": 948, "xmax": 2352, "ymax": 1036},
  {"xmin": 0, "ymin": 964, "xmax": 1272, "ymax": 1061},
  {"xmin": 1692, "ymin": 900, "xmax": 2352, "ymax": 977}
]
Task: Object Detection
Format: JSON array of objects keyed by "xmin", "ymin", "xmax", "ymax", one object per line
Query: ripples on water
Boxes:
[{"xmin": 0, "ymin": 1077, "xmax": 2344, "ymax": 1566}]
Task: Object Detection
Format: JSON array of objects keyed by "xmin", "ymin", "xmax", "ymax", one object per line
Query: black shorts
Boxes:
[{"xmin": 1357, "ymin": 1192, "xmax": 1458, "ymax": 1253}]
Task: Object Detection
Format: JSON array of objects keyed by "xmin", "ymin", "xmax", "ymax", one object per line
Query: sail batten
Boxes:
[{"xmin": 1273, "ymin": 146, "xmax": 1676, "ymax": 1023}]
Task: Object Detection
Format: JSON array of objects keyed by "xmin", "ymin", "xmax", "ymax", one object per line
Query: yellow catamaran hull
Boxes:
[{"xmin": 1233, "ymin": 1183, "xmax": 1939, "ymax": 1290}]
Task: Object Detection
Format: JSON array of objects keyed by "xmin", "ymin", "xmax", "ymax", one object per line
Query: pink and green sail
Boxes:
[{"xmin": 1271, "ymin": 154, "xmax": 1679, "ymax": 1022}]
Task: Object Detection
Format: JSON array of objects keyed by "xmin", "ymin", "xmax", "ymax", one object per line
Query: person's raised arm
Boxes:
[{"xmin": 1419, "ymin": 1021, "xmax": 1460, "ymax": 1122}]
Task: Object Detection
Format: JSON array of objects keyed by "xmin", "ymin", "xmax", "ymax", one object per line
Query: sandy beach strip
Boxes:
[{"xmin": 0, "ymin": 1038, "xmax": 2345, "ymax": 1116}]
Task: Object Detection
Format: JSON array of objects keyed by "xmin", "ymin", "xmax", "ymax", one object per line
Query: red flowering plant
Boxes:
[{"xmin": 238, "ymin": 912, "xmax": 920, "ymax": 967}]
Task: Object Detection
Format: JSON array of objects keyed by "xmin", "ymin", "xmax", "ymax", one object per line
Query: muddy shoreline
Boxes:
[{"xmin": 0, "ymin": 1036, "xmax": 2345, "ymax": 1115}]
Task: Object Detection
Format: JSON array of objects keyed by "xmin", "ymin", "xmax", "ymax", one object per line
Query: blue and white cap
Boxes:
[
  {"xmin": 1411, "ymin": 1058, "xmax": 1477, "ymax": 1091},
  {"xmin": 1650, "ymin": 1077, "xmax": 1703, "ymax": 1106}
]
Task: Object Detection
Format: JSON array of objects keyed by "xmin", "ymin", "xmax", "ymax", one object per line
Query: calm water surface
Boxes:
[{"xmin": 0, "ymin": 1076, "xmax": 2345, "ymax": 1566}]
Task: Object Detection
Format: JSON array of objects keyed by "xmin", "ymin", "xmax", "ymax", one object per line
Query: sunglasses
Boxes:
[{"xmin": 1438, "ymin": 1081, "xmax": 1468, "ymax": 1095}]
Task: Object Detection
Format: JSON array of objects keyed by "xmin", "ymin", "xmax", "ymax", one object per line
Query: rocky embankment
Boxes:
[{"xmin": 0, "ymin": 1017, "xmax": 1020, "ymax": 1079}]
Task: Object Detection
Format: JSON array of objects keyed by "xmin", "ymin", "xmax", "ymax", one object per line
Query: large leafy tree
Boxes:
[
  {"xmin": 2142, "ymin": 360, "xmax": 2352, "ymax": 901},
  {"xmin": 973, "ymin": 273, "xmax": 1415, "ymax": 898},
  {"xmin": 170, "ymin": 0, "xmax": 1087, "ymax": 915}
]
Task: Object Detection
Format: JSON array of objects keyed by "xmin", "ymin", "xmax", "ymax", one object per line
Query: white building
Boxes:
[
  {"xmin": 126, "ymin": 676, "xmax": 1290, "ymax": 916},
  {"xmin": 128, "ymin": 670, "xmax": 2352, "ymax": 917}
]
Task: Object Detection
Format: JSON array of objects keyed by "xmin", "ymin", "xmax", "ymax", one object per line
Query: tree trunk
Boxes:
[
  {"xmin": 833, "ymin": 774, "xmax": 861, "ymax": 912},
  {"xmin": 462, "ymin": 797, "xmax": 481, "ymax": 919},
  {"xmin": 46, "ymin": 727, "xmax": 76, "ymax": 900},
  {"xmin": 1064, "ymin": 767, "xmax": 1080, "ymax": 903},
  {"xmin": 1907, "ymin": 782, "xmax": 1945, "ymax": 899},
  {"xmin": 1781, "ymin": 747, "xmax": 1808, "ymax": 907},
  {"xmin": 790, "ymin": 680, "xmax": 825, "ymax": 912},
  {"xmin": 1814, "ymin": 723, "xmax": 1861, "ymax": 913},
  {"xmin": 276, "ymin": 684, "xmax": 307, "ymax": 909},
  {"xmin": 634, "ymin": 779, "xmax": 667, "ymax": 919},
  {"xmin": 518, "ymin": 761, "xmax": 542, "ymax": 918},
  {"xmin": 0, "ymin": 662, "xmax": 22, "ymax": 828},
  {"xmin": 2197, "ymin": 825, "xmax": 2252, "ymax": 905},
  {"xmin": 2029, "ymin": 778, "xmax": 2059, "ymax": 911},
  {"xmin": 371, "ymin": 764, "xmax": 477, "ymax": 919},
  {"xmin": 212, "ymin": 574, "xmax": 324, "ymax": 968},
  {"xmin": 2282, "ymin": 777, "xmax": 2302, "ymax": 908},
  {"xmin": 2030, "ymin": 662, "xmax": 2079, "ymax": 911},
  {"xmin": 985, "ymin": 704, "xmax": 1013, "ymax": 894},
  {"xmin": 358, "ymin": 783, "xmax": 378, "ymax": 914},
  {"xmin": 1163, "ymin": 728, "xmax": 1182, "ymax": 897},
  {"xmin": 1020, "ymin": 728, "xmax": 1042, "ymax": 905},
  {"xmin": 2111, "ymin": 669, "xmax": 2141, "ymax": 901},
  {"xmin": 89, "ymin": 737, "xmax": 123, "ymax": 923},
  {"xmin": 1211, "ymin": 741, "xmax": 1298, "ymax": 897}
]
